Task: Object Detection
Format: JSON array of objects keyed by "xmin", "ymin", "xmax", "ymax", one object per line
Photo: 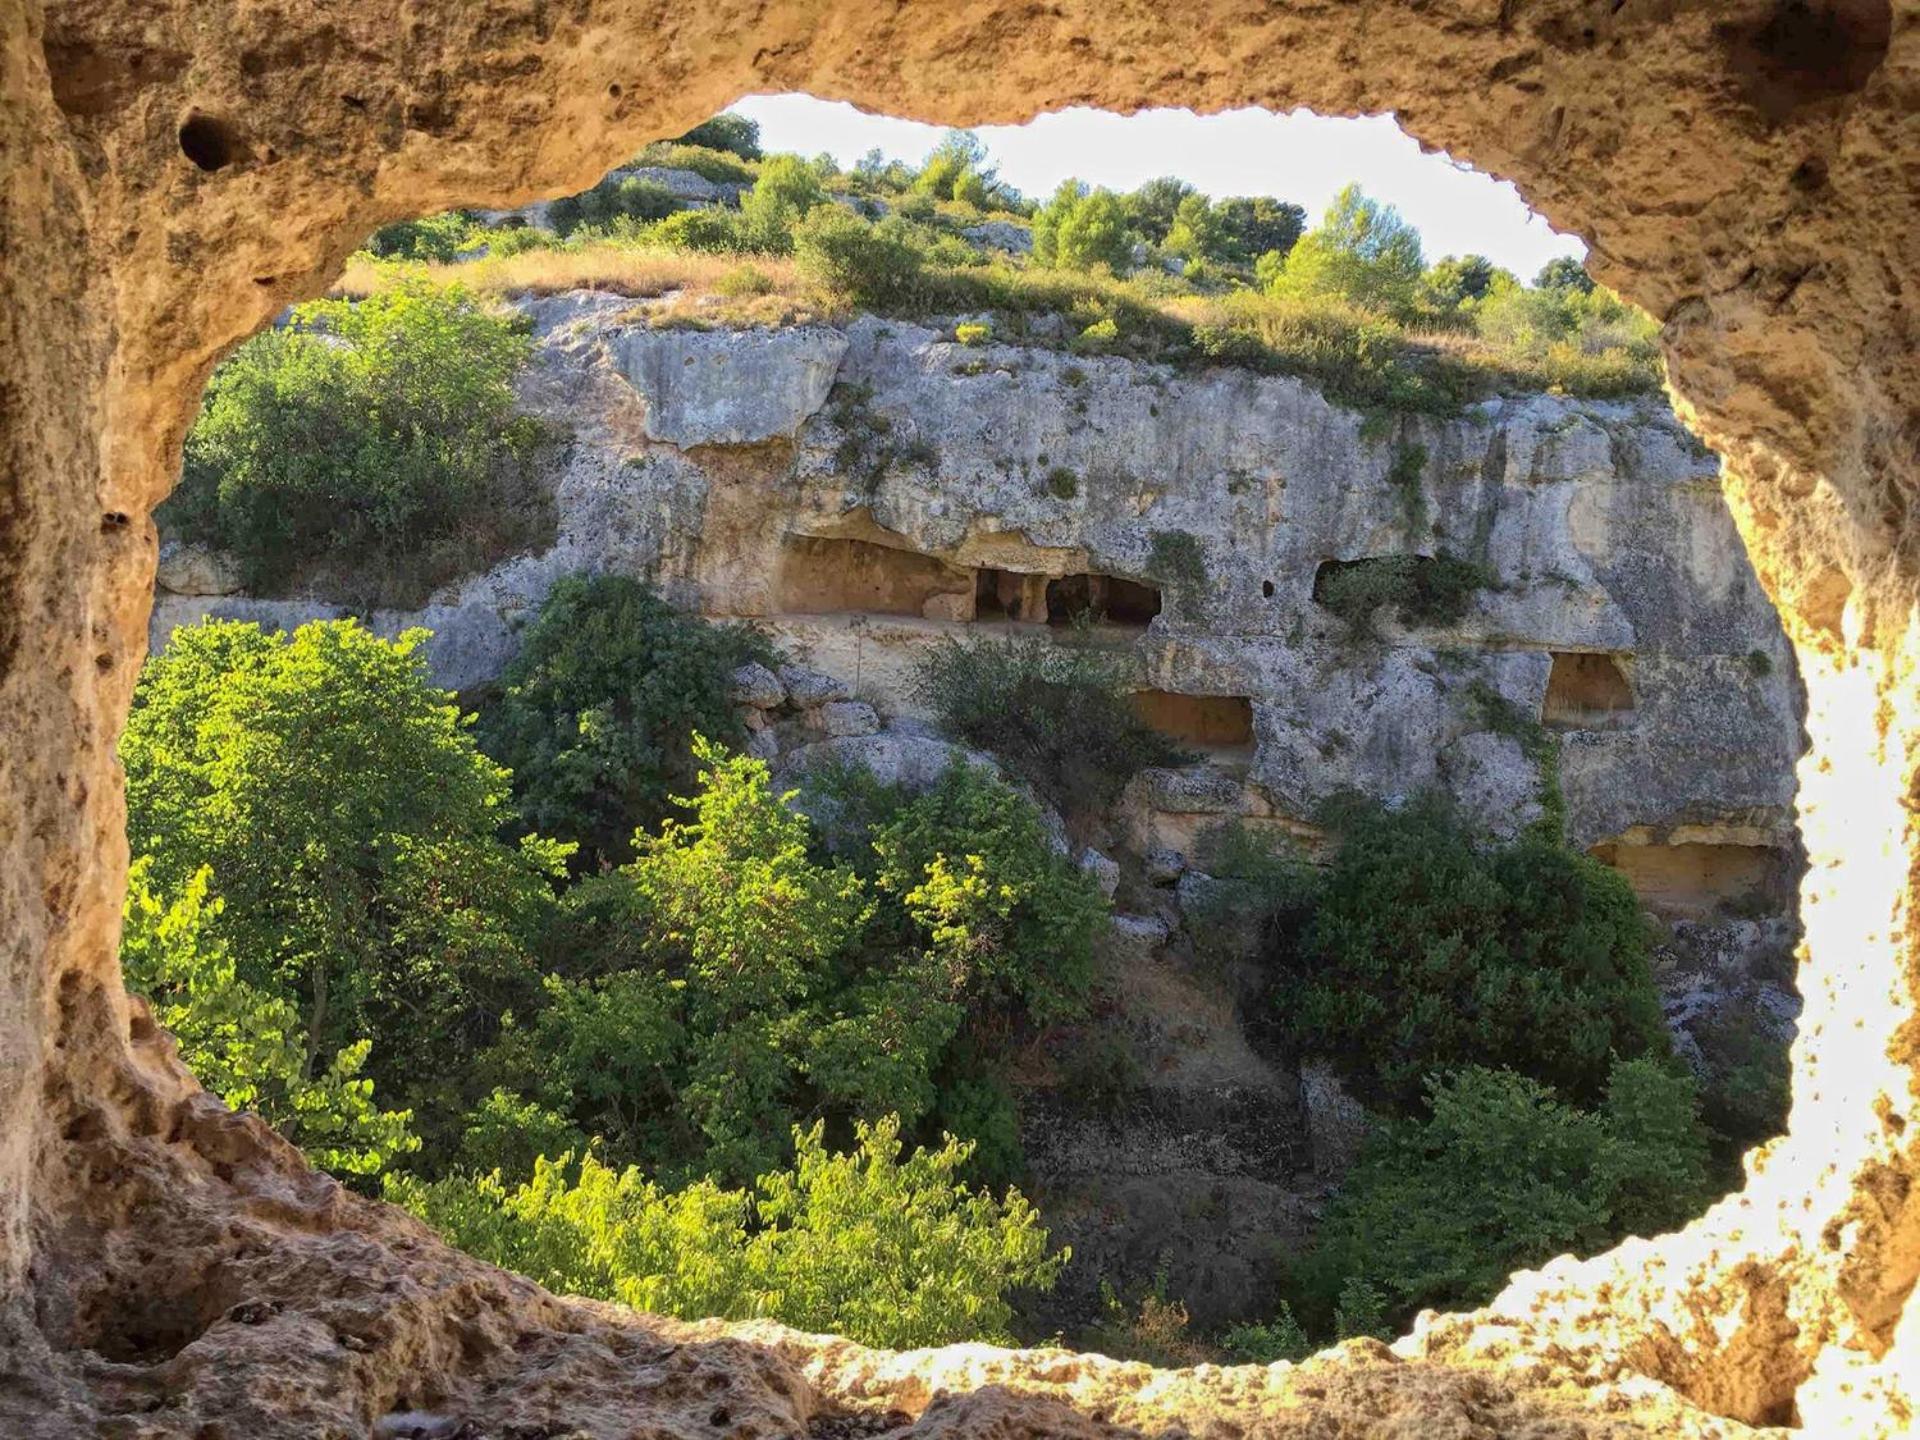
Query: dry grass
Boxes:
[{"xmin": 332, "ymin": 247, "xmax": 812, "ymax": 302}]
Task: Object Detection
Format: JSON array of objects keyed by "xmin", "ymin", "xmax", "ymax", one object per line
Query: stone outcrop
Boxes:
[{"xmin": 10, "ymin": 3, "xmax": 1920, "ymax": 1437}]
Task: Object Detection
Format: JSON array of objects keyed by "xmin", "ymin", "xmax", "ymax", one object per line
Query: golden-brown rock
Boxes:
[{"xmin": 2, "ymin": 0, "xmax": 1917, "ymax": 1434}]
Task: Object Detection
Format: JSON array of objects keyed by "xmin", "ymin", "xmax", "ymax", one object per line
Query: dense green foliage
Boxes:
[
  {"xmin": 479, "ymin": 742, "xmax": 1103, "ymax": 1185},
  {"xmin": 122, "ymin": 858, "xmax": 419, "ymax": 1177},
  {"xmin": 365, "ymin": 211, "xmax": 482, "ymax": 262},
  {"xmin": 673, "ymin": 113, "xmax": 762, "ymax": 161},
  {"xmin": 1290, "ymin": 1062, "xmax": 1712, "ymax": 1331},
  {"xmin": 1267, "ymin": 184, "xmax": 1425, "ymax": 318},
  {"xmin": 1033, "ymin": 181, "xmax": 1135, "ymax": 273},
  {"xmin": 169, "ymin": 279, "xmax": 552, "ymax": 604},
  {"xmin": 389, "ymin": 1118, "xmax": 1063, "ymax": 1348},
  {"xmin": 121, "ymin": 619, "xmax": 569, "ymax": 1157},
  {"xmin": 477, "ymin": 575, "xmax": 772, "ymax": 868},
  {"xmin": 549, "ymin": 175, "xmax": 681, "ymax": 236},
  {"xmin": 914, "ymin": 634, "xmax": 1191, "ymax": 817},
  {"xmin": 1268, "ymin": 793, "xmax": 1668, "ymax": 1109}
]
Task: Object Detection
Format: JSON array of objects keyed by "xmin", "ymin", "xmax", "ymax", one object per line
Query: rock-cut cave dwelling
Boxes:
[{"xmin": 5, "ymin": 2, "xmax": 1920, "ymax": 1437}]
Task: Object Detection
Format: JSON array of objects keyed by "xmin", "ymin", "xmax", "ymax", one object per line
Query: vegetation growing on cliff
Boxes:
[
  {"xmin": 167, "ymin": 278, "xmax": 556, "ymax": 606},
  {"xmin": 914, "ymin": 633, "xmax": 1190, "ymax": 817},
  {"xmin": 331, "ymin": 115, "xmax": 1660, "ymax": 416}
]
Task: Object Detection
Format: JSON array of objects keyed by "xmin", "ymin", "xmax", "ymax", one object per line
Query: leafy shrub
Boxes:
[
  {"xmin": 867, "ymin": 762, "xmax": 1108, "ymax": 1024},
  {"xmin": 673, "ymin": 113, "xmax": 762, "ymax": 161},
  {"xmin": 364, "ymin": 211, "xmax": 480, "ymax": 262},
  {"xmin": 548, "ymin": 175, "xmax": 680, "ymax": 236},
  {"xmin": 1290, "ymin": 1061, "xmax": 1713, "ymax": 1332},
  {"xmin": 389, "ymin": 1118, "xmax": 1064, "ymax": 1348},
  {"xmin": 955, "ymin": 321, "xmax": 992, "ymax": 346},
  {"xmin": 168, "ymin": 278, "xmax": 552, "ymax": 604},
  {"xmin": 120, "ymin": 620, "xmax": 569, "ymax": 1150},
  {"xmin": 632, "ymin": 141, "xmax": 757, "ymax": 185},
  {"xmin": 648, "ymin": 206, "xmax": 746, "ymax": 253},
  {"xmin": 1271, "ymin": 792, "xmax": 1667, "ymax": 1109},
  {"xmin": 487, "ymin": 743, "xmax": 1102, "ymax": 1184},
  {"xmin": 122, "ymin": 858, "xmax": 418, "ymax": 1179},
  {"xmin": 1314, "ymin": 553, "xmax": 1494, "ymax": 637},
  {"xmin": 738, "ymin": 154, "xmax": 830, "ymax": 253},
  {"xmin": 1266, "ymin": 184, "xmax": 1424, "ymax": 319},
  {"xmin": 477, "ymin": 575, "xmax": 772, "ymax": 868},
  {"xmin": 1033, "ymin": 181, "xmax": 1134, "ymax": 273},
  {"xmin": 1188, "ymin": 291, "xmax": 1473, "ymax": 414},
  {"xmin": 792, "ymin": 207, "xmax": 929, "ymax": 308},
  {"xmin": 914, "ymin": 634, "xmax": 1190, "ymax": 817},
  {"xmin": 1218, "ymin": 1306, "xmax": 1314, "ymax": 1364}
]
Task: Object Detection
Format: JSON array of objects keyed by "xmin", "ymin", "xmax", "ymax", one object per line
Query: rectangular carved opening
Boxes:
[
  {"xmin": 1543, "ymin": 651, "xmax": 1636, "ymax": 728},
  {"xmin": 1046, "ymin": 573, "xmax": 1163, "ymax": 628},
  {"xmin": 777, "ymin": 536, "xmax": 974, "ymax": 619},
  {"xmin": 1133, "ymin": 690, "xmax": 1255, "ymax": 753},
  {"xmin": 974, "ymin": 566, "xmax": 1049, "ymax": 623},
  {"xmin": 1588, "ymin": 840, "xmax": 1782, "ymax": 920}
]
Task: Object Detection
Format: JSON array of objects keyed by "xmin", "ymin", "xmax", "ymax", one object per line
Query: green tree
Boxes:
[
  {"xmin": 1291, "ymin": 1061, "xmax": 1713, "ymax": 1331},
  {"xmin": 1535, "ymin": 256, "xmax": 1596, "ymax": 294},
  {"xmin": 1270, "ymin": 793, "xmax": 1667, "ymax": 1109},
  {"xmin": 1164, "ymin": 193, "xmax": 1228, "ymax": 263},
  {"xmin": 1212, "ymin": 195, "xmax": 1306, "ymax": 266},
  {"xmin": 122, "ymin": 858, "xmax": 418, "ymax": 1178},
  {"xmin": 121, "ymin": 619, "xmax": 568, "ymax": 1135},
  {"xmin": 738, "ymin": 154, "xmax": 829, "ymax": 253},
  {"xmin": 388, "ymin": 1118, "xmax": 1065, "ymax": 1349},
  {"xmin": 1032, "ymin": 181, "xmax": 1134, "ymax": 273},
  {"xmin": 674, "ymin": 113, "xmax": 762, "ymax": 160},
  {"xmin": 1123, "ymin": 177, "xmax": 1195, "ymax": 245},
  {"xmin": 363, "ymin": 211, "xmax": 479, "ymax": 262},
  {"xmin": 168, "ymin": 278, "xmax": 549, "ymax": 603},
  {"xmin": 1266, "ymin": 183, "xmax": 1425, "ymax": 317},
  {"xmin": 915, "ymin": 131, "xmax": 999, "ymax": 208},
  {"xmin": 477, "ymin": 575, "xmax": 770, "ymax": 868}
]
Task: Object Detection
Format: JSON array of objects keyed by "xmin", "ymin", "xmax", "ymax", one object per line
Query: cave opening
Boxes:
[{"xmin": 28, "ymin": 45, "xmax": 1883, "ymax": 1433}]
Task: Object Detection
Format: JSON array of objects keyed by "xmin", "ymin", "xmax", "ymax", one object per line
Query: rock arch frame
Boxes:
[{"xmin": 3, "ymin": 0, "xmax": 1917, "ymax": 1433}]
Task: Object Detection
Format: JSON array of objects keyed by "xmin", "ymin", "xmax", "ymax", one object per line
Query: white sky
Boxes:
[{"xmin": 729, "ymin": 95, "xmax": 1584, "ymax": 280}]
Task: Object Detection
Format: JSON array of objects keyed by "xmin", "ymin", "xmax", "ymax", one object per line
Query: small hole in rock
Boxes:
[
  {"xmin": 179, "ymin": 113, "xmax": 242, "ymax": 172},
  {"xmin": 100, "ymin": 512, "xmax": 129, "ymax": 532},
  {"xmin": 1262, "ymin": 580, "xmax": 1276, "ymax": 598},
  {"xmin": 608, "ymin": 82, "xmax": 623, "ymax": 98}
]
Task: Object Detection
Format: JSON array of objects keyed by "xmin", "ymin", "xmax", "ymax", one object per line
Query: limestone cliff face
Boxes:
[{"xmin": 155, "ymin": 298, "xmax": 1804, "ymax": 897}]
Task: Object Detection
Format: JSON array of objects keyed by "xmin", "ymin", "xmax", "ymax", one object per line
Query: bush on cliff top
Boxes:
[{"xmin": 168, "ymin": 277, "xmax": 554, "ymax": 606}]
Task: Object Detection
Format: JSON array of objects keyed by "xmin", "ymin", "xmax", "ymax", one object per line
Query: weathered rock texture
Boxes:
[{"xmin": 6, "ymin": 1, "xmax": 1920, "ymax": 1435}]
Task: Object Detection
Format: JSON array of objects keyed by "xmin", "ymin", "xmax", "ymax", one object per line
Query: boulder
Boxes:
[
  {"xmin": 777, "ymin": 664, "xmax": 851, "ymax": 708},
  {"xmin": 728, "ymin": 661, "xmax": 785, "ymax": 708},
  {"xmin": 155, "ymin": 540, "xmax": 242, "ymax": 596},
  {"xmin": 1077, "ymin": 848, "xmax": 1121, "ymax": 899},
  {"xmin": 817, "ymin": 699, "xmax": 880, "ymax": 738},
  {"xmin": 608, "ymin": 327, "xmax": 848, "ymax": 446}
]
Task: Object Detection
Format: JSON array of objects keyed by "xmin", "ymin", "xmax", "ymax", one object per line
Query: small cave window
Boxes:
[
  {"xmin": 775, "ymin": 535, "xmax": 973, "ymax": 619},
  {"xmin": 1542, "ymin": 651, "xmax": 1636, "ymax": 728},
  {"xmin": 1133, "ymin": 690, "xmax": 1255, "ymax": 754},
  {"xmin": 1589, "ymin": 840, "xmax": 1785, "ymax": 921},
  {"xmin": 1044, "ymin": 573, "xmax": 1163, "ymax": 628}
]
